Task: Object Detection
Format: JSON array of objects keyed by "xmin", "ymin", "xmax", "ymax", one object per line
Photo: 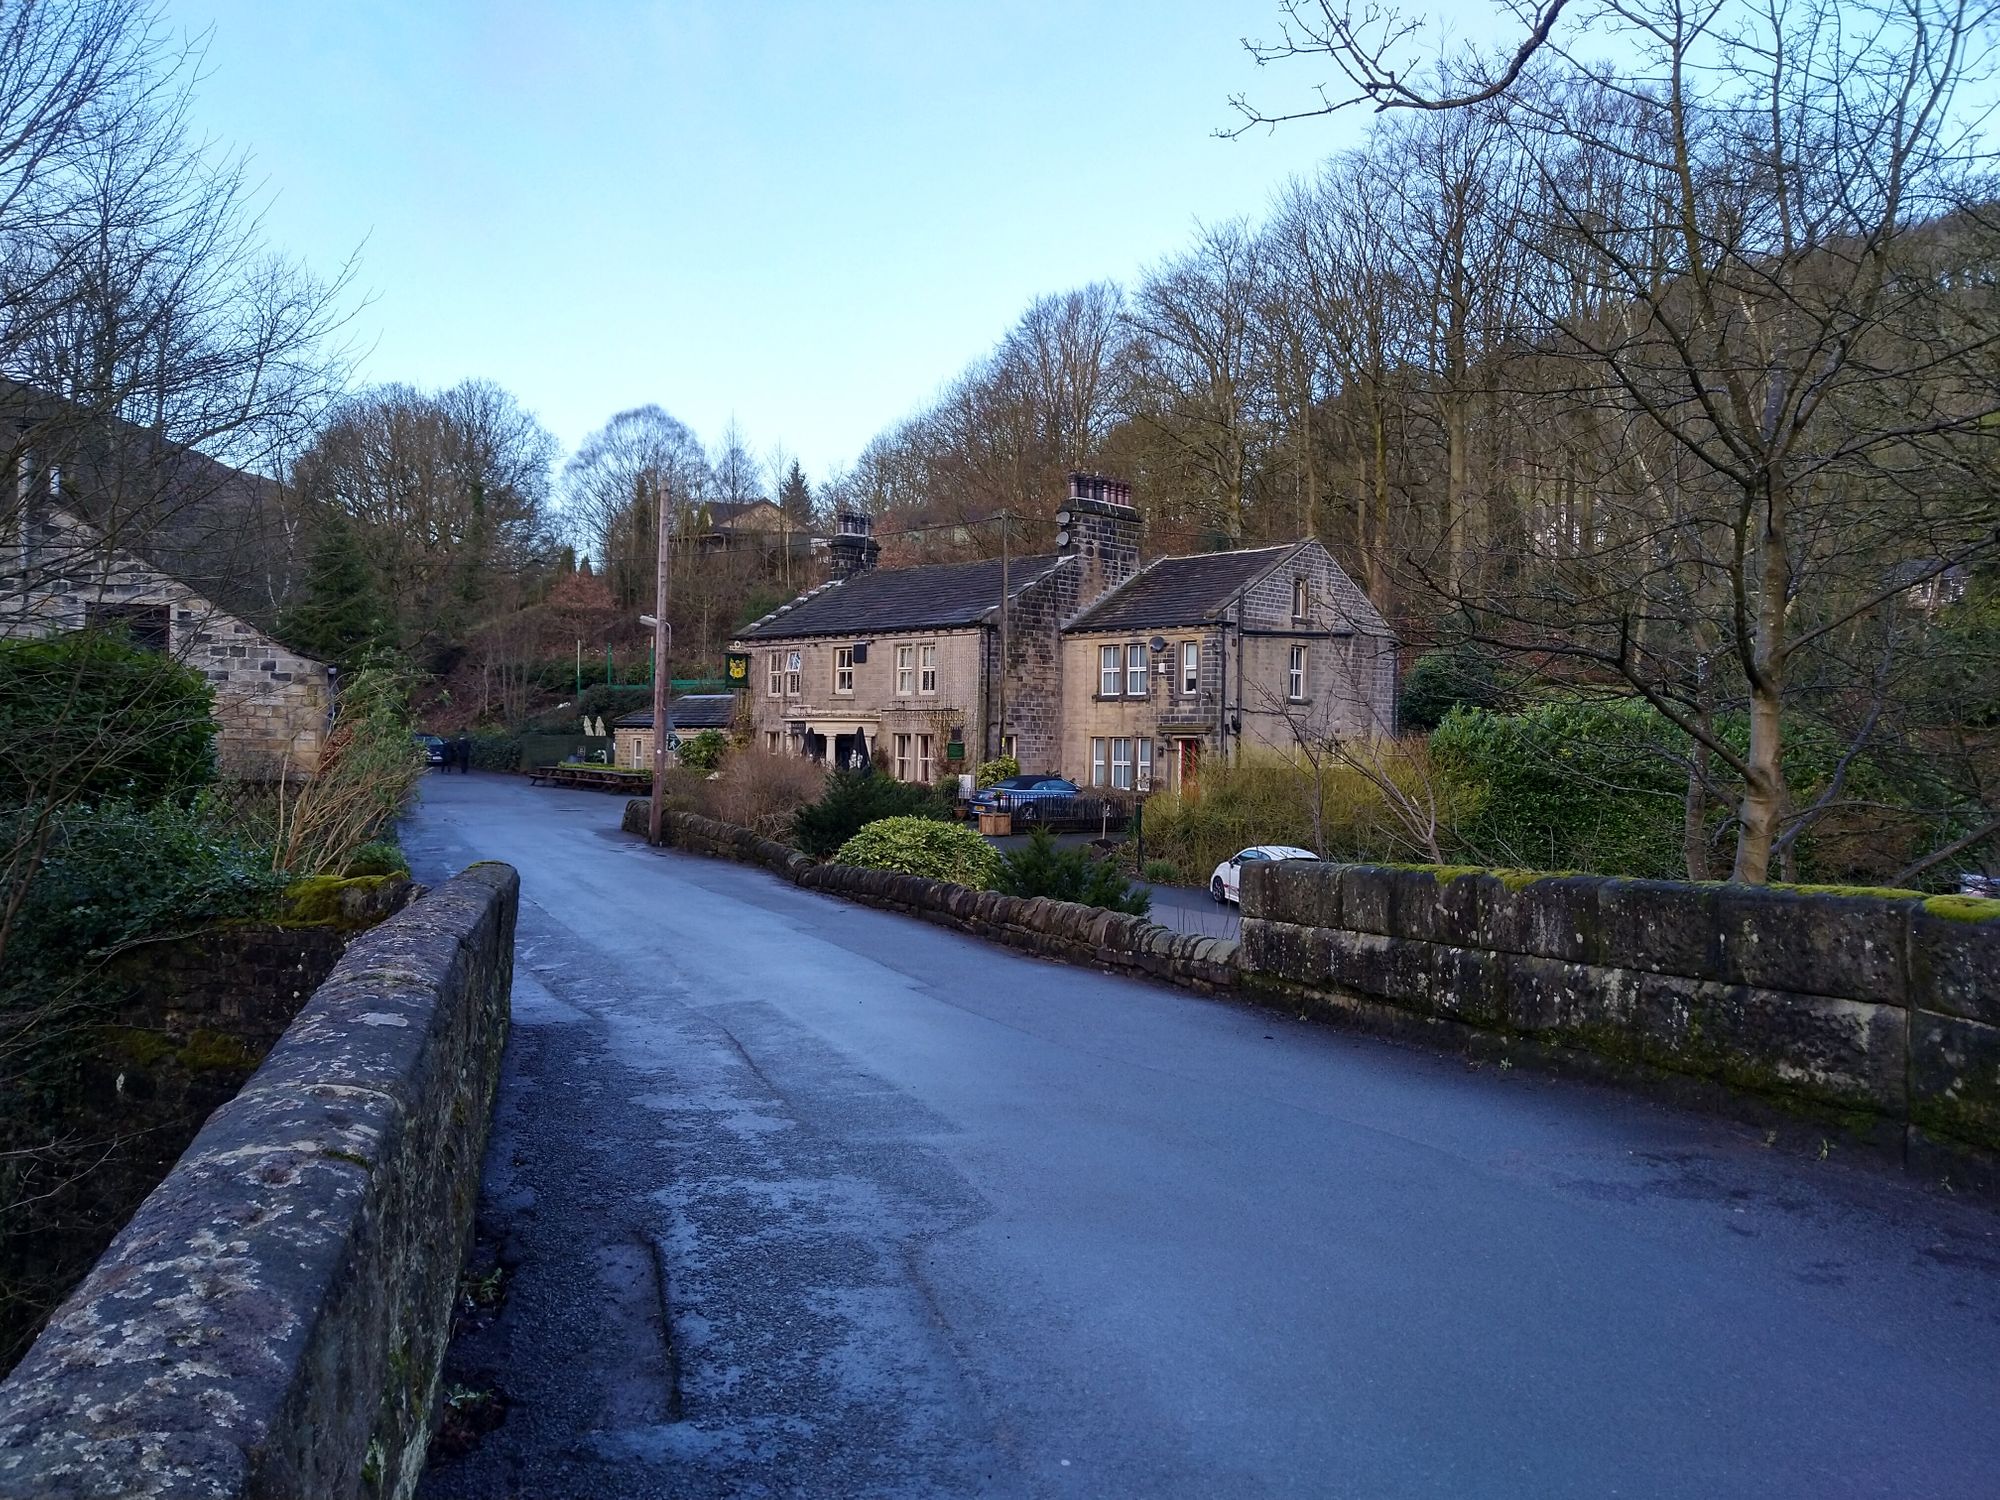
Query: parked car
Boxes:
[
  {"xmin": 413, "ymin": 733, "xmax": 448, "ymax": 767},
  {"xmin": 1210, "ymin": 845, "xmax": 1319, "ymax": 904},
  {"xmin": 967, "ymin": 775, "xmax": 1080, "ymax": 822}
]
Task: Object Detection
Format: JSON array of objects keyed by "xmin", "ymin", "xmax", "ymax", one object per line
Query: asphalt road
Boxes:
[{"xmin": 408, "ymin": 773, "xmax": 2000, "ymax": 1500}]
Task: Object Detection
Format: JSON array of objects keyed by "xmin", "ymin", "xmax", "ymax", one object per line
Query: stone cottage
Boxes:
[
  {"xmin": 730, "ymin": 473, "xmax": 1399, "ymax": 789},
  {"xmin": 612, "ymin": 693, "xmax": 740, "ymax": 769},
  {"xmin": 1, "ymin": 491, "xmax": 331, "ymax": 780},
  {"xmin": 1058, "ymin": 540, "xmax": 1398, "ymax": 794}
]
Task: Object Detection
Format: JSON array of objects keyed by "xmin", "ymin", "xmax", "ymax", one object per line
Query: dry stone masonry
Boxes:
[{"xmin": 0, "ymin": 864, "xmax": 519, "ymax": 1500}]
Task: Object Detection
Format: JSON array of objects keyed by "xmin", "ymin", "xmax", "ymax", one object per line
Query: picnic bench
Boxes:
[{"xmin": 529, "ymin": 764, "xmax": 651, "ymax": 793}]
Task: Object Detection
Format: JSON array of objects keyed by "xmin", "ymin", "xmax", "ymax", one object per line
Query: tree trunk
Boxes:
[
  {"xmin": 1731, "ymin": 480, "xmax": 1792, "ymax": 884},
  {"xmin": 1682, "ymin": 655, "xmax": 1712, "ymax": 881}
]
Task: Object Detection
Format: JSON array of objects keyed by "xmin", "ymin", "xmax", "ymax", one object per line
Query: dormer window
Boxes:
[{"xmin": 1291, "ymin": 577, "xmax": 1309, "ymax": 622}]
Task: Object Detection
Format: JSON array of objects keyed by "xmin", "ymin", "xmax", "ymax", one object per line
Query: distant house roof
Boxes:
[
  {"xmin": 612, "ymin": 694, "xmax": 738, "ymax": 731},
  {"xmin": 736, "ymin": 554, "xmax": 1067, "ymax": 641},
  {"xmin": 1065, "ymin": 544, "xmax": 1304, "ymax": 632},
  {"xmin": 702, "ymin": 498, "xmax": 781, "ymax": 528}
]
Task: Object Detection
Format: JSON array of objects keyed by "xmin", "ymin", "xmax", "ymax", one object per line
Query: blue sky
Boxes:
[{"xmin": 161, "ymin": 1, "xmax": 1438, "ymax": 484}]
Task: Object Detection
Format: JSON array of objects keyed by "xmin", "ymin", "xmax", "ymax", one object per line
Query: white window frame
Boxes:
[
  {"xmin": 1090, "ymin": 737, "xmax": 1107, "ymax": 787},
  {"xmin": 1180, "ymin": 640, "xmax": 1199, "ymax": 696},
  {"xmin": 1111, "ymin": 738, "xmax": 1133, "ymax": 790},
  {"xmin": 895, "ymin": 732, "xmax": 912, "ymax": 781},
  {"xmin": 785, "ymin": 650, "xmax": 802, "ymax": 698},
  {"xmin": 1137, "ymin": 739, "xmax": 1152, "ymax": 791},
  {"xmin": 895, "ymin": 644, "xmax": 914, "ymax": 696},
  {"xmin": 919, "ymin": 644, "xmax": 938, "ymax": 694},
  {"xmin": 1292, "ymin": 577, "xmax": 1309, "ymax": 622},
  {"xmin": 1288, "ymin": 643, "xmax": 1307, "ymax": 701},
  {"xmin": 767, "ymin": 651, "xmax": 783, "ymax": 697},
  {"xmin": 917, "ymin": 733, "xmax": 934, "ymax": 782},
  {"xmin": 1099, "ymin": 644, "xmax": 1120, "ymax": 697},
  {"xmin": 1125, "ymin": 643, "xmax": 1147, "ymax": 697},
  {"xmin": 833, "ymin": 645, "xmax": 855, "ymax": 695}
]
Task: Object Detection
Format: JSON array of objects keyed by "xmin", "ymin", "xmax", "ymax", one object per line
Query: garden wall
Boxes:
[
  {"xmin": 1240, "ymin": 862, "xmax": 2000, "ymax": 1166},
  {"xmin": 0, "ymin": 862, "xmax": 519, "ymax": 1500},
  {"xmin": 624, "ymin": 801, "xmax": 1239, "ymax": 989}
]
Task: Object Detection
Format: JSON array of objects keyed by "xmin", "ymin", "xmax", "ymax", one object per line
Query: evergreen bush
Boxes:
[
  {"xmin": 0, "ymin": 633, "xmax": 217, "ymax": 808},
  {"xmin": 678, "ymin": 729, "xmax": 729, "ymax": 772},
  {"xmin": 1398, "ymin": 645, "xmax": 1508, "ymax": 732},
  {"xmin": 835, "ymin": 816, "xmax": 1003, "ymax": 888},
  {"xmin": 996, "ymin": 827, "xmax": 1151, "ymax": 914},
  {"xmin": 791, "ymin": 770, "xmax": 947, "ymax": 857},
  {"xmin": 975, "ymin": 755, "xmax": 1019, "ymax": 789}
]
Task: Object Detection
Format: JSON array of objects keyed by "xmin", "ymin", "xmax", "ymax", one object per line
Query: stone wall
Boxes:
[
  {"xmin": 1241, "ymin": 862, "xmax": 2000, "ymax": 1165},
  {"xmin": 624, "ymin": 802, "xmax": 1239, "ymax": 988},
  {"xmin": 0, "ymin": 863, "xmax": 519, "ymax": 1500}
]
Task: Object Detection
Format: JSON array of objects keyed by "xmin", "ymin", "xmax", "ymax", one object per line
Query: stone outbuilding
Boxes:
[
  {"xmin": 612, "ymin": 693, "xmax": 740, "ymax": 769},
  {"xmin": 0, "ymin": 501, "xmax": 331, "ymax": 779}
]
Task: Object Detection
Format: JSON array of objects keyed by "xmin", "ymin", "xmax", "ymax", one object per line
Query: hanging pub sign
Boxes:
[{"xmin": 723, "ymin": 652, "xmax": 752, "ymax": 688}]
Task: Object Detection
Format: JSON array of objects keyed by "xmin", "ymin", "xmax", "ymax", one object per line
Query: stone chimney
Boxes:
[
  {"xmin": 1055, "ymin": 472, "xmax": 1140, "ymax": 610},
  {"xmin": 828, "ymin": 509, "xmax": 880, "ymax": 580}
]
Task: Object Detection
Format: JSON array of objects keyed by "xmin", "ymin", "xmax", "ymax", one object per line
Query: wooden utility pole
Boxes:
[
  {"xmin": 995, "ymin": 510, "xmax": 1009, "ymax": 761},
  {"xmin": 647, "ymin": 477, "xmax": 673, "ymax": 845}
]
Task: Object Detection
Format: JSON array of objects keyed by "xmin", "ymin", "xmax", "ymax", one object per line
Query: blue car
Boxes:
[{"xmin": 967, "ymin": 775, "xmax": 1080, "ymax": 822}]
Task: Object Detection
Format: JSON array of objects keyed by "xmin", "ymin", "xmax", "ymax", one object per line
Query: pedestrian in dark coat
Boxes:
[{"xmin": 456, "ymin": 734, "xmax": 473, "ymax": 773}]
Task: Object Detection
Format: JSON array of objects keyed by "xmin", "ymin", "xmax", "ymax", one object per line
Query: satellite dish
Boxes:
[{"xmin": 1149, "ymin": 636, "xmax": 1168, "ymax": 653}]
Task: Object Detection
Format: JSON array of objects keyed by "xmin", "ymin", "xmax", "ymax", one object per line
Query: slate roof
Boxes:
[
  {"xmin": 612, "ymin": 694, "xmax": 738, "ymax": 731},
  {"xmin": 736, "ymin": 554, "xmax": 1066, "ymax": 641},
  {"xmin": 1064, "ymin": 544, "xmax": 1305, "ymax": 632}
]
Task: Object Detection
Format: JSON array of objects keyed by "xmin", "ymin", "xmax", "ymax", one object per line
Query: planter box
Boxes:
[{"xmin": 978, "ymin": 811, "xmax": 1013, "ymax": 836}]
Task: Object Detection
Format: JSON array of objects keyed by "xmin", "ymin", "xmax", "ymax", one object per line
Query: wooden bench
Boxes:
[{"xmin": 531, "ymin": 764, "xmax": 651, "ymax": 793}]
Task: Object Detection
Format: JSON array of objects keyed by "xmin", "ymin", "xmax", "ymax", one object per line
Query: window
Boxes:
[
  {"xmin": 1288, "ymin": 644, "xmax": 1307, "ymax": 701},
  {"xmin": 917, "ymin": 733, "xmax": 934, "ymax": 782},
  {"xmin": 1090, "ymin": 738, "xmax": 1107, "ymax": 787},
  {"xmin": 1111, "ymin": 738, "xmax": 1133, "ymax": 790},
  {"xmin": 1292, "ymin": 577, "xmax": 1309, "ymax": 622},
  {"xmin": 86, "ymin": 602, "xmax": 168, "ymax": 654},
  {"xmin": 1125, "ymin": 643, "xmax": 1147, "ymax": 697},
  {"xmin": 1001, "ymin": 734, "xmax": 1017, "ymax": 759},
  {"xmin": 766, "ymin": 730, "xmax": 782, "ymax": 754},
  {"xmin": 895, "ymin": 645, "xmax": 914, "ymax": 695},
  {"xmin": 767, "ymin": 651, "xmax": 783, "ymax": 696},
  {"xmin": 1181, "ymin": 640, "xmax": 1199, "ymax": 696},
  {"xmin": 895, "ymin": 733, "xmax": 913, "ymax": 780},
  {"xmin": 785, "ymin": 650, "xmax": 801, "ymax": 697},
  {"xmin": 919, "ymin": 644, "xmax": 938, "ymax": 694},
  {"xmin": 1137, "ymin": 739, "xmax": 1152, "ymax": 792},
  {"xmin": 834, "ymin": 646, "xmax": 855, "ymax": 695},
  {"xmin": 1099, "ymin": 645, "xmax": 1120, "ymax": 697}
]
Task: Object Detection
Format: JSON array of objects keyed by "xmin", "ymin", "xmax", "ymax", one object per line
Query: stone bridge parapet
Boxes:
[{"xmin": 0, "ymin": 862, "xmax": 519, "ymax": 1500}]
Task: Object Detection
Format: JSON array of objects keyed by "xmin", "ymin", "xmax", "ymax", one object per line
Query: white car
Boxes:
[{"xmin": 1210, "ymin": 845, "xmax": 1319, "ymax": 905}]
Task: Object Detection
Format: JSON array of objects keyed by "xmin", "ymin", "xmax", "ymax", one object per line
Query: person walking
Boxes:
[{"xmin": 456, "ymin": 733, "xmax": 473, "ymax": 773}]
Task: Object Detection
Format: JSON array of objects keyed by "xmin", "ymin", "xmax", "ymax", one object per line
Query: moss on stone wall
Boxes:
[
  {"xmin": 1919, "ymin": 894, "xmax": 2000, "ymax": 923},
  {"xmin": 279, "ymin": 874, "xmax": 414, "ymax": 931}
]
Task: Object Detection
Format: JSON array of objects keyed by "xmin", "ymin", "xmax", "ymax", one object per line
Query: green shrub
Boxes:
[
  {"xmin": 466, "ymin": 732, "xmax": 521, "ymax": 771},
  {"xmin": 0, "ymin": 632, "xmax": 217, "ymax": 808},
  {"xmin": 835, "ymin": 816, "xmax": 1003, "ymax": 888},
  {"xmin": 791, "ymin": 770, "xmax": 946, "ymax": 857},
  {"xmin": 975, "ymin": 756, "xmax": 1019, "ymax": 789},
  {"xmin": 1399, "ymin": 645, "xmax": 1508, "ymax": 732},
  {"xmin": 1142, "ymin": 859, "xmax": 1181, "ymax": 884},
  {"xmin": 3, "ymin": 799, "xmax": 286, "ymax": 986},
  {"xmin": 1430, "ymin": 700, "xmax": 1687, "ymax": 877},
  {"xmin": 343, "ymin": 840, "xmax": 410, "ymax": 878},
  {"xmin": 996, "ymin": 827, "xmax": 1151, "ymax": 914},
  {"xmin": 677, "ymin": 729, "xmax": 729, "ymax": 772}
]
